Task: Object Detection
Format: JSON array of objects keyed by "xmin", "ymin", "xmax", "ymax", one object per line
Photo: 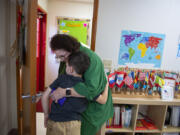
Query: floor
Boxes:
[{"xmin": 36, "ymin": 112, "xmax": 46, "ymax": 135}]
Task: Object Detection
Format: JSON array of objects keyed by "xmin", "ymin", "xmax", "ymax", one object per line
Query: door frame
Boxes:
[
  {"xmin": 91, "ymin": 0, "xmax": 99, "ymax": 51},
  {"xmin": 37, "ymin": 6, "xmax": 47, "ymax": 94},
  {"xmin": 36, "ymin": 6, "xmax": 47, "ymax": 112}
]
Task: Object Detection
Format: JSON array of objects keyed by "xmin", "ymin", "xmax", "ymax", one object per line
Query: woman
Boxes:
[{"xmin": 50, "ymin": 34, "xmax": 113, "ymax": 135}]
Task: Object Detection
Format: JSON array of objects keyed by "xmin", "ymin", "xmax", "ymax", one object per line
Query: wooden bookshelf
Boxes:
[
  {"xmin": 112, "ymin": 94, "xmax": 180, "ymax": 105},
  {"xmin": 101, "ymin": 95, "xmax": 180, "ymax": 135},
  {"xmin": 163, "ymin": 126, "xmax": 180, "ymax": 133},
  {"xmin": 135, "ymin": 129, "xmax": 161, "ymax": 133},
  {"xmin": 106, "ymin": 127, "xmax": 133, "ymax": 133}
]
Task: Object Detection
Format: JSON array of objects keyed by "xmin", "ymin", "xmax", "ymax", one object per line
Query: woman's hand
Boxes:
[
  {"xmin": 96, "ymin": 81, "xmax": 109, "ymax": 104},
  {"xmin": 50, "ymin": 87, "xmax": 66, "ymax": 102}
]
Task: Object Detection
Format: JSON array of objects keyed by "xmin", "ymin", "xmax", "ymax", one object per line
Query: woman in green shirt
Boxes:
[{"xmin": 50, "ymin": 34, "xmax": 114, "ymax": 135}]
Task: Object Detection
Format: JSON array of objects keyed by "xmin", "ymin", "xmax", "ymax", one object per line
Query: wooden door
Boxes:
[{"xmin": 16, "ymin": 0, "xmax": 37, "ymax": 135}]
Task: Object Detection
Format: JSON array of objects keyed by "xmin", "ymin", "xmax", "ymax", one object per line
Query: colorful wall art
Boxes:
[{"xmin": 118, "ymin": 30, "xmax": 165, "ymax": 68}]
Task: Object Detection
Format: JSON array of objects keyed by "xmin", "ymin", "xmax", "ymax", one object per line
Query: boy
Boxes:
[{"xmin": 42, "ymin": 51, "xmax": 108, "ymax": 135}]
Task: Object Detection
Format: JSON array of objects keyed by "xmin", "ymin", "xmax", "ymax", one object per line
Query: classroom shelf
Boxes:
[
  {"xmin": 135, "ymin": 129, "xmax": 161, "ymax": 133},
  {"xmin": 163, "ymin": 126, "xmax": 180, "ymax": 133},
  {"xmin": 106, "ymin": 127, "xmax": 133, "ymax": 133},
  {"xmin": 100, "ymin": 96, "xmax": 180, "ymax": 135}
]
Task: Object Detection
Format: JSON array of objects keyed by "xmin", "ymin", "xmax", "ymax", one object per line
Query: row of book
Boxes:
[
  {"xmin": 106, "ymin": 105, "xmax": 132, "ymax": 128},
  {"xmin": 165, "ymin": 106, "xmax": 180, "ymax": 127},
  {"xmin": 107, "ymin": 106, "xmax": 180, "ymax": 130}
]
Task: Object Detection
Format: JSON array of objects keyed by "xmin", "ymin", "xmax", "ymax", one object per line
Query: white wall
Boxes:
[
  {"xmin": 45, "ymin": 0, "xmax": 93, "ymax": 86},
  {"xmin": 0, "ymin": 0, "xmax": 17, "ymax": 134},
  {"xmin": 38, "ymin": 0, "xmax": 48, "ymax": 11},
  {"xmin": 95, "ymin": 0, "xmax": 180, "ymax": 71},
  {"xmin": 9, "ymin": 0, "xmax": 17, "ymax": 130}
]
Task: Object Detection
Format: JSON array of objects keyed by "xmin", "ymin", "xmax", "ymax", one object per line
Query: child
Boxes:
[{"xmin": 42, "ymin": 51, "xmax": 108, "ymax": 135}]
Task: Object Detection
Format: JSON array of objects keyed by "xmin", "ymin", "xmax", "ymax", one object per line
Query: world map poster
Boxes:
[{"xmin": 118, "ymin": 30, "xmax": 165, "ymax": 68}]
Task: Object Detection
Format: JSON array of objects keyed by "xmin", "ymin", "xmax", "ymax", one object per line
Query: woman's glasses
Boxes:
[{"xmin": 55, "ymin": 55, "xmax": 66, "ymax": 59}]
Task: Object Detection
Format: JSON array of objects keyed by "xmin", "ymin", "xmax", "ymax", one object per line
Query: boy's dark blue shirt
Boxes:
[{"xmin": 49, "ymin": 74, "xmax": 88, "ymax": 122}]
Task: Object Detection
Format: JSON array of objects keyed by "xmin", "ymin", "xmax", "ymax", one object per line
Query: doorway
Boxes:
[
  {"xmin": 15, "ymin": 0, "xmax": 99, "ymax": 134},
  {"xmin": 36, "ymin": 7, "xmax": 47, "ymax": 112},
  {"xmin": 36, "ymin": 1, "xmax": 96, "ymax": 134}
]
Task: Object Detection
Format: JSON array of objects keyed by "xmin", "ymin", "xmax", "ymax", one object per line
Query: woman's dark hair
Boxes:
[
  {"xmin": 68, "ymin": 51, "xmax": 90, "ymax": 75},
  {"xmin": 50, "ymin": 34, "xmax": 80, "ymax": 53}
]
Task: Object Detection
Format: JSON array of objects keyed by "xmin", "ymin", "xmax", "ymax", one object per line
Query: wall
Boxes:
[
  {"xmin": 45, "ymin": 0, "xmax": 93, "ymax": 86},
  {"xmin": 95, "ymin": 0, "xmax": 180, "ymax": 71},
  {"xmin": 9, "ymin": 0, "xmax": 17, "ymax": 130},
  {"xmin": 38, "ymin": 0, "xmax": 48, "ymax": 11},
  {"xmin": 0, "ymin": 0, "xmax": 17, "ymax": 134}
]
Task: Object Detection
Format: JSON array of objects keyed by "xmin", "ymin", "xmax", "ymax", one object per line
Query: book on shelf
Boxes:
[
  {"xmin": 120, "ymin": 105, "xmax": 125, "ymax": 127},
  {"xmin": 106, "ymin": 105, "xmax": 132, "ymax": 128},
  {"xmin": 124, "ymin": 106, "xmax": 132, "ymax": 128},
  {"xmin": 136, "ymin": 112, "xmax": 157, "ymax": 130},
  {"xmin": 136, "ymin": 119, "xmax": 147, "ymax": 130},
  {"xmin": 114, "ymin": 106, "xmax": 120, "ymax": 126},
  {"xmin": 140, "ymin": 119, "xmax": 157, "ymax": 130},
  {"xmin": 170, "ymin": 106, "xmax": 180, "ymax": 127},
  {"xmin": 164, "ymin": 106, "xmax": 180, "ymax": 127},
  {"xmin": 136, "ymin": 119, "xmax": 157, "ymax": 130}
]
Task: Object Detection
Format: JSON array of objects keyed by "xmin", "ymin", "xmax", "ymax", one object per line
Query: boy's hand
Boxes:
[
  {"xmin": 44, "ymin": 113, "xmax": 48, "ymax": 128},
  {"xmin": 50, "ymin": 87, "xmax": 66, "ymax": 102}
]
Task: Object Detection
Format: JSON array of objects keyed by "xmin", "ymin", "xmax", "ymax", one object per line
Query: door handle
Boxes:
[
  {"xmin": 22, "ymin": 94, "xmax": 31, "ymax": 99},
  {"xmin": 21, "ymin": 93, "xmax": 42, "ymax": 103}
]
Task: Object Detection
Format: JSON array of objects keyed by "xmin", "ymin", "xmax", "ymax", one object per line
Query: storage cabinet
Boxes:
[{"xmin": 102, "ymin": 94, "xmax": 180, "ymax": 135}]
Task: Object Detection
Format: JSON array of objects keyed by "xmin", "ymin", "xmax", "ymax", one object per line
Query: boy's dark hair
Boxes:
[
  {"xmin": 68, "ymin": 51, "xmax": 90, "ymax": 75},
  {"xmin": 50, "ymin": 34, "xmax": 80, "ymax": 53}
]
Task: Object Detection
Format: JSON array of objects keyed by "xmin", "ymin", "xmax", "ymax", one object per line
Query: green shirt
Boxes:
[{"xmin": 58, "ymin": 45, "xmax": 114, "ymax": 127}]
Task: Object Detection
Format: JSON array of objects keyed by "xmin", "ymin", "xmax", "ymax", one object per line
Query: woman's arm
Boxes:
[
  {"xmin": 55, "ymin": 48, "xmax": 108, "ymax": 101},
  {"xmin": 50, "ymin": 87, "xmax": 84, "ymax": 102},
  {"xmin": 41, "ymin": 87, "xmax": 51, "ymax": 128},
  {"xmin": 50, "ymin": 82, "xmax": 109, "ymax": 104},
  {"xmin": 95, "ymin": 82, "xmax": 109, "ymax": 104}
]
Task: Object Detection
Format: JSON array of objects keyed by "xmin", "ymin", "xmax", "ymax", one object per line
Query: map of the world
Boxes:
[{"xmin": 118, "ymin": 30, "xmax": 165, "ymax": 68}]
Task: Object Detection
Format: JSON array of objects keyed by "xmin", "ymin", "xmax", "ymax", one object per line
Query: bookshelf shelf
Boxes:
[
  {"xmin": 163, "ymin": 126, "xmax": 180, "ymax": 132},
  {"xmin": 135, "ymin": 129, "xmax": 161, "ymax": 133},
  {"xmin": 101, "ymin": 96, "xmax": 180, "ymax": 135},
  {"xmin": 112, "ymin": 94, "xmax": 180, "ymax": 105},
  {"xmin": 105, "ymin": 127, "xmax": 133, "ymax": 133}
]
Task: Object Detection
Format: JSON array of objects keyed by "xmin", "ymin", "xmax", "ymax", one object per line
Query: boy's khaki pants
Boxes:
[{"xmin": 46, "ymin": 120, "xmax": 81, "ymax": 135}]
